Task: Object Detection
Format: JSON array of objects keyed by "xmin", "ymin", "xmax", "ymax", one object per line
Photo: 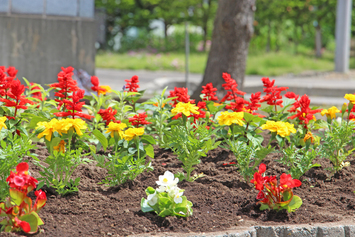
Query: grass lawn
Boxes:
[{"xmin": 96, "ymin": 50, "xmax": 335, "ymax": 76}]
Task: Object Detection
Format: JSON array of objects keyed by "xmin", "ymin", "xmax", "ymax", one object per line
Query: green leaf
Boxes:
[
  {"xmin": 282, "ymin": 190, "xmax": 292, "ymax": 201},
  {"xmin": 287, "ymin": 195, "xmax": 303, "ymax": 212},
  {"xmin": 311, "ymin": 163, "xmax": 322, "ymax": 168},
  {"xmin": 259, "ymin": 203, "xmax": 270, "ymax": 211},
  {"xmin": 145, "ymin": 187, "xmax": 155, "ymax": 195},
  {"xmin": 144, "ymin": 144, "xmax": 155, "ymax": 158},
  {"xmin": 92, "ymin": 129, "xmax": 108, "ymax": 151},
  {"xmin": 158, "ymin": 209, "xmax": 173, "ymax": 217},
  {"xmin": 28, "ymin": 115, "xmax": 48, "ymax": 129},
  {"xmin": 140, "ymin": 135, "xmax": 156, "ymax": 145},
  {"xmin": 141, "ymin": 198, "xmax": 154, "ymax": 212},
  {"xmin": 167, "ymin": 120, "xmax": 180, "ymax": 127},
  {"xmin": 9, "ymin": 188, "xmax": 26, "ymax": 206},
  {"xmin": 19, "ymin": 213, "xmax": 39, "ymax": 233}
]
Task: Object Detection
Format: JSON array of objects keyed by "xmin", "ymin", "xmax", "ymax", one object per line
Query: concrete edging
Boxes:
[{"xmin": 189, "ymin": 225, "xmax": 355, "ymax": 237}]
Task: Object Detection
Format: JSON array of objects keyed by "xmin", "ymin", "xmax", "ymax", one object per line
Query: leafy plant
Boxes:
[
  {"xmin": 167, "ymin": 122, "xmax": 220, "ymax": 182},
  {"xmin": 35, "ymin": 148, "xmax": 91, "ymax": 196},
  {"xmin": 141, "ymin": 171, "xmax": 193, "ymax": 217},
  {"xmin": 0, "ymin": 162, "xmax": 46, "ymax": 233},
  {"xmin": 251, "ymin": 163, "xmax": 302, "ymax": 213}
]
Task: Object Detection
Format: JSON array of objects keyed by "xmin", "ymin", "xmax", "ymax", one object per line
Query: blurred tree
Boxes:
[
  {"xmin": 192, "ymin": 0, "xmax": 256, "ymax": 99},
  {"xmin": 95, "ymin": 0, "xmax": 160, "ymax": 50},
  {"xmin": 190, "ymin": 0, "xmax": 218, "ymax": 52}
]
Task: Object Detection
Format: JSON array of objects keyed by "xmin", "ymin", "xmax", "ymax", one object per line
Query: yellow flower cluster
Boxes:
[
  {"xmin": 217, "ymin": 111, "xmax": 245, "ymax": 126},
  {"xmin": 0, "ymin": 116, "xmax": 7, "ymax": 132},
  {"xmin": 37, "ymin": 118, "xmax": 87, "ymax": 141},
  {"xmin": 171, "ymin": 102, "xmax": 200, "ymax": 116},
  {"xmin": 303, "ymin": 131, "xmax": 314, "ymax": 143},
  {"xmin": 261, "ymin": 121, "xmax": 296, "ymax": 137},
  {"xmin": 344, "ymin": 94, "xmax": 355, "ymax": 104},
  {"xmin": 321, "ymin": 106, "xmax": 340, "ymax": 119},
  {"xmin": 105, "ymin": 122, "xmax": 144, "ymax": 141}
]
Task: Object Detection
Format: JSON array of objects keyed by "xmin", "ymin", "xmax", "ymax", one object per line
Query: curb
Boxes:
[{"xmin": 187, "ymin": 225, "xmax": 355, "ymax": 237}]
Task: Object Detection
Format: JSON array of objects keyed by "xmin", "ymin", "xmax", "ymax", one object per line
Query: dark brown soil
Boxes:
[{"xmin": 5, "ymin": 142, "xmax": 355, "ymax": 236}]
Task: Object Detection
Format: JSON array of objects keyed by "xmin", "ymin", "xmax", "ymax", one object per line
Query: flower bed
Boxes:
[{"xmin": 0, "ymin": 66, "xmax": 355, "ymax": 236}]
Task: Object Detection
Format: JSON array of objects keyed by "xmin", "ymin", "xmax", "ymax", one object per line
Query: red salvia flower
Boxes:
[
  {"xmin": 284, "ymin": 91, "xmax": 299, "ymax": 100},
  {"xmin": 201, "ymin": 83, "xmax": 218, "ymax": 101},
  {"xmin": 54, "ymin": 89, "xmax": 94, "ymax": 120},
  {"xmin": 129, "ymin": 112, "xmax": 151, "ymax": 127},
  {"xmin": 168, "ymin": 87, "xmax": 195, "ymax": 106},
  {"xmin": 225, "ymin": 97, "xmax": 248, "ymax": 112},
  {"xmin": 50, "ymin": 66, "xmax": 79, "ymax": 110},
  {"xmin": 259, "ymin": 77, "xmax": 288, "ymax": 108},
  {"xmin": 0, "ymin": 80, "xmax": 34, "ymax": 117},
  {"xmin": 90, "ymin": 76, "xmax": 107, "ymax": 94},
  {"xmin": 0, "ymin": 66, "xmax": 18, "ymax": 97},
  {"xmin": 288, "ymin": 94, "xmax": 322, "ymax": 129},
  {"xmin": 220, "ymin": 73, "xmax": 246, "ymax": 103},
  {"xmin": 190, "ymin": 101, "xmax": 207, "ymax": 123},
  {"xmin": 124, "ymin": 75, "xmax": 140, "ymax": 92},
  {"xmin": 98, "ymin": 107, "xmax": 118, "ymax": 125}
]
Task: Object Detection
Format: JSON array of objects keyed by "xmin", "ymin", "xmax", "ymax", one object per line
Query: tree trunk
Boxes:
[
  {"xmin": 315, "ymin": 24, "xmax": 322, "ymax": 58},
  {"xmin": 191, "ymin": 0, "xmax": 256, "ymax": 100}
]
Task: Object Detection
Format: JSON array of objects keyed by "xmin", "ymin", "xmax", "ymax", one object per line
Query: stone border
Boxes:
[{"xmin": 194, "ymin": 225, "xmax": 355, "ymax": 237}]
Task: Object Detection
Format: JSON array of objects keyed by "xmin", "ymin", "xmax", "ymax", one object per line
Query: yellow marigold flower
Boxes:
[
  {"xmin": 37, "ymin": 118, "xmax": 59, "ymax": 141},
  {"xmin": 98, "ymin": 85, "xmax": 112, "ymax": 95},
  {"xmin": 56, "ymin": 118, "xmax": 87, "ymax": 136},
  {"xmin": 105, "ymin": 121, "xmax": 127, "ymax": 138},
  {"xmin": 123, "ymin": 127, "xmax": 144, "ymax": 141},
  {"xmin": 261, "ymin": 121, "xmax": 296, "ymax": 137},
  {"xmin": 321, "ymin": 106, "xmax": 340, "ymax": 119},
  {"xmin": 344, "ymin": 94, "xmax": 355, "ymax": 104},
  {"xmin": 0, "ymin": 116, "xmax": 7, "ymax": 131},
  {"xmin": 217, "ymin": 111, "xmax": 245, "ymax": 126},
  {"xmin": 53, "ymin": 140, "xmax": 66, "ymax": 153},
  {"xmin": 171, "ymin": 102, "xmax": 200, "ymax": 117},
  {"xmin": 303, "ymin": 131, "xmax": 314, "ymax": 143},
  {"xmin": 213, "ymin": 102, "xmax": 223, "ymax": 106}
]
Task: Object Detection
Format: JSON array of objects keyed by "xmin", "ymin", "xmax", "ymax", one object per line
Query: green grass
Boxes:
[{"xmin": 96, "ymin": 50, "xmax": 335, "ymax": 76}]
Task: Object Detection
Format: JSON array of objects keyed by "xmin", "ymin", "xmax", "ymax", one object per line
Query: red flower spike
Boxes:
[
  {"xmin": 54, "ymin": 89, "xmax": 94, "ymax": 119},
  {"xmin": 201, "ymin": 83, "xmax": 218, "ymax": 101},
  {"xmin": 98, "ymin": 107, "xmax": 118, "ymax": 125},
  {"xmin": 50, "ymin": 66, "xmax": 79, "ymax": 110},
  {"xmin": 129, "ymin": 112, "xmax": 151, "ymax": 127},
  {"xmin": 259, "ymin": 77, "xmax": 289, "ymax": 108},
  {"xmin": 125, "ymin": 75, "xmax": 140, "ymax": 92},
  {"xmin": 168, "ymin": 87, "xmax": 195, "ymax": 106},
  {"xmin": 287, "ymin": 94, "xmax": 322, "ymax": 129}
]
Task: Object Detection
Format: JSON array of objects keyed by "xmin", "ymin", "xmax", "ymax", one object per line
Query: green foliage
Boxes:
[
  {"xmin": 227, "ymin": 141, "xmax": 274, "ymax": 182},
  {"xmin": 318, "ymin": 119, "xmax": 355, "ymax": 175},
  {"xmin": 0, "ymin": 132, "xmax": 37, "ymax": 201},
  {"xmin": 166, "ymin": 121, "xmax": 220, "ymax": 182},
  {"xmin": 279, "ymin": 144, "xmax": 321, "ymax": 179},
  {"xmin": 35, "ymin": 149, "xmax": 91, "ymax": 196}
]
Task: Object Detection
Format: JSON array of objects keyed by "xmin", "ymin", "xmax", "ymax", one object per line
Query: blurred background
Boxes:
[{"xmin": 94, "ymin": 0, "xmax": 353, "ymax": 76}]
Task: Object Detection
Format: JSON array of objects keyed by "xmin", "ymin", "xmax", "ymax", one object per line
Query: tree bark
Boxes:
[
  {"xmin": 315, "ymin": 24, "xmax": 322, "ymax": 58},
  {"xmin": 191, "ymin": 0, "xmax": 256, "ymax": 100}
]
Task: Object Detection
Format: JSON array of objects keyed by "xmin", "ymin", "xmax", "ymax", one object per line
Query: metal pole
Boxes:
[
  {"xmin": 185, "ymin": 21, "xmax": 189, "ymax": 90},
  {"xmin": 335, "ymin": 0, "xmax": 352, "ymax": 73}
]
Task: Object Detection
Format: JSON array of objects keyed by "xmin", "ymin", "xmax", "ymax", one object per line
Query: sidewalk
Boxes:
[{"xmin": 96, "ymin": 68, "xmax": 355, "ymax": 106}]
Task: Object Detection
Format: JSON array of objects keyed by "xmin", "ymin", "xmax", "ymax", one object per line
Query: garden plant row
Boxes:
[{"xmin": 0, "ymin": 66, "xmax": 354, "ymax": 235}]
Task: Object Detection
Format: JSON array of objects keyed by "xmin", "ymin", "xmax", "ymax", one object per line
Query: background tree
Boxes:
[{"xmin": 192, "ymin": 0, "xmax": 256, "ymax": 99}]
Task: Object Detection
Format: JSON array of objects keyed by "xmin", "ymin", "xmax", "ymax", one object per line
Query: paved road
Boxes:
[{"xmin": 96, "ymin": 68, "xmax": 355, "ymax": 106}]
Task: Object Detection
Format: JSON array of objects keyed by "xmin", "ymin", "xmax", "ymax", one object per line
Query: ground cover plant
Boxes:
[{"xmin": 0, "ymin": 65, "xmax": 355, "ymax": 235}]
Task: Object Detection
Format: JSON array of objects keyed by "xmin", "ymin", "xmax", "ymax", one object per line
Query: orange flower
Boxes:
[
  {"xmin": 153, "ymin": 102, "xmax": 166, "ymax": 108},
  {"xmin": 303, "ymin": 131, "xmax": 314, "ymax": 143}
]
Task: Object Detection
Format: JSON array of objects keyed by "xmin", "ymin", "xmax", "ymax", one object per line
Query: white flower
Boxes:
[
  {"xmin": 156, "ymin": 185, "xmax": 166, "ymax": 193},
  {"xmin": 156, "ymin": 171, "xmax": 179, "ymax": 187},
  {"xmin": 173, "ymin": 190, "xmax": 184, "ymax": 204},
  {"xmin": 147, "ymin": 192, "xmax": 158, "ymax": 206}
]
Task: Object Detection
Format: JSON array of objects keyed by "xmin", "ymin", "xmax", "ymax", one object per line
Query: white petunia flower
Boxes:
[
  {"xmin": 156, "ymin": 171, "xmax": 179, "ymax": 187},
  {"xmin": 147, "ymin": 192, "xmax": 158, "ymax": 206}
]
